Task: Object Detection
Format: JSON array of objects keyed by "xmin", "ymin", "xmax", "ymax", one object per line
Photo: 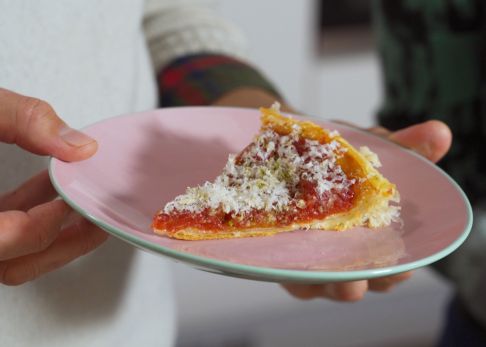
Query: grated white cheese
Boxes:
[
  {"xmin": 164, "ymin": 125, "xmax": 356, "ymax": 216},
  {"xmin": 270, "ymin": 101, "xmax": 282, "ymax": 112},
  {"xmin": 359, "ymin": 146, "xmax": 382, "ymax": 168},
  {"xmin": 328, "ymin": 130, "xmax": 340, "ymax": 138}
]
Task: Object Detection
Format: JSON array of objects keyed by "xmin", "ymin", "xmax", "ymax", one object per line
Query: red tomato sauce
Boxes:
[
  {"xmin": 153, "ymin": 131, "xmax": 356, "ymax": 234},
  {"xmin": 153, "ymin": 183, "xmax": 356, "ymax": 233}
]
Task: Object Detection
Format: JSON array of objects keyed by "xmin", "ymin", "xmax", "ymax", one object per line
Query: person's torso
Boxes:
[{"xmin": 0, "ymin": 2, "xmax": 174, "ymax": 346}]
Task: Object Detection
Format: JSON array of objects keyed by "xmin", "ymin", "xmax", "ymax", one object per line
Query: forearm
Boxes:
[
  {"xmin": 157, "ymin": 53, "xmax": 290, "ymax": 111},
  {"xmin": 212, "ymin": 87, "xmax": 294, "ymax": 113}
]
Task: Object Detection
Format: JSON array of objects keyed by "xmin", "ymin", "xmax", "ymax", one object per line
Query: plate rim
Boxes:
[{"xmin": 48, "ymin": 106, "xmax": 474, "ymax": 283}]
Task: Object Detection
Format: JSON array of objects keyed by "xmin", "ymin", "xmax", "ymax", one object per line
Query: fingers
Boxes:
[
  {"xmin": 0, "ymin": 88, "xmax": 97, "ymax": 161},
  {"xmin": 282, "ymin": 280, "xmax": 368, "ymax": 302},
  {"xmin": 368, "ymin": 271, "xmax": 413, "ymax": 292},
  {"xmin": 368, "ymin": 126, "xmax": 391, "ymax": 137},
  {"xmin": 0, "ymin": 216, "xmax": 108, "ymax": 285},
  {"xmin": 0, "ymin": 199, "xmax": 71, "ymax": 261},
  {"xmin": 0, "ymin": 170, "xmax": 57, "ymax": 212},
  {"xmin": 346, "ymin": 120, "xmax": 452, "ymax": 163},
  {"xmin": 282, "ymin": 272, "xmax": 413, "ymax": 301},
  {"xmin": 0, "ymin": 198, "xmax": 109, "ymax": 285},
  {"xmin": 387, "ymin": 121, "xmax": 452, "ymax": 163}
]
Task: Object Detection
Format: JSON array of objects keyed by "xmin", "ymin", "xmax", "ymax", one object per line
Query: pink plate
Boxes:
[{"xmin": 49, "ymin": 107, "xmax": 472, "ymax": 283}]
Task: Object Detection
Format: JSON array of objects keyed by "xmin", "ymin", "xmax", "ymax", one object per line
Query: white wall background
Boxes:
[
  {"xmin": 172, "ymin": 1, "xmax": 453, "ymax": 346},
  {"xmin": 220, "ymin": 0, "xmax": 315, "ymax": 112}
]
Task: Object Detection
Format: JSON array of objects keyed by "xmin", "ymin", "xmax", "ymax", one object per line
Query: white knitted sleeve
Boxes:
[{"xmin": 143, "ymin": 0, "xmax": 249, "ymax": 73}]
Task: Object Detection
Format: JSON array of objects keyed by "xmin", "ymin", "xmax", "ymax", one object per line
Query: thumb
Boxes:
[
  {"xmin": 388, "ymin": 120, "xmax": 452, "ymax": 163},
  {"xmin": 0, "ymin": 88, "xmax": 97, "ymax": 161}
]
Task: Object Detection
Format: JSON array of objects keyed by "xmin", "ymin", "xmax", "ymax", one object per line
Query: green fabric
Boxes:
[
  {"xmin": 373, "ymin": 0, "xmax": 485, "ymax": 203},
  {"xmin": 373, "ymin": 0, "xmax": 486, "ymax": 328}
]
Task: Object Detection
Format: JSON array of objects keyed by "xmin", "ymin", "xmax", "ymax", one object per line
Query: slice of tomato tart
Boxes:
[{"xmin": 152, "ymin": 104, "xmax": 400, "ymax": 240}]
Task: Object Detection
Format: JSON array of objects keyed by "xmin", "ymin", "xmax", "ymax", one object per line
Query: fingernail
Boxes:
[
  {"xmin": 59, "ymin": 127, "xmax": 95, "ymax": 147},
  {"xmin": 415, "ymin": 143, "xmax": 433, "ymax": 158}
]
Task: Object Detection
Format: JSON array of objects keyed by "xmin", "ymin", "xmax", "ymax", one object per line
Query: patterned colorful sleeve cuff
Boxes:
[{"xmin": 157, "ymin": 53, "xmax": 282, "ymax": 107}]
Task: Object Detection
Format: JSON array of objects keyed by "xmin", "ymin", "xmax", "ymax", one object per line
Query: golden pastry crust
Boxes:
[
  {"xmin": 260, "ymin": 107, "xmax": 399, "ymax": 226},
  {"xmin": 153, "ymin": 106, "xmax": 399, "ymax": 240}
]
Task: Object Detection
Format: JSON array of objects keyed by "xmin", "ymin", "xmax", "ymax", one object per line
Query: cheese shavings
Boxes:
[
  {"xmin": 359, "ymin": 146, "xmax": 382, "ymax": 168},
  {"xmin": 164, "ymin": 124, "xmax": 356, "ymax": 216}
]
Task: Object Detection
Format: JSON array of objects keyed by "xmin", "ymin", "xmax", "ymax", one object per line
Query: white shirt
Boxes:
[{"xmin": 0, "ymin": 1, "xmax": 245, "ymax": 346}]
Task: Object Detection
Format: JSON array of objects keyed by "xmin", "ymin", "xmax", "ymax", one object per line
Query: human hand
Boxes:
[
  {"xmin": 0, "ymin": 88, "xmax": 108, "ymax": 285},
  {"xmin": 282, "ymin": 120, "xmax": 452, "ymax": 301},
  {"xmin": 212, "ymin": 89, "xmax": 452, "ymax": 300}
]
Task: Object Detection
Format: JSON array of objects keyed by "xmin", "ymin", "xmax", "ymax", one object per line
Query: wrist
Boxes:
[
  {"xmin": 157, "ymin": 53, "xmax": 287, "ymax": 108},
  {"xmin": 212, "ymin": 88, "xmax": 295, "ymax": 114}
]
